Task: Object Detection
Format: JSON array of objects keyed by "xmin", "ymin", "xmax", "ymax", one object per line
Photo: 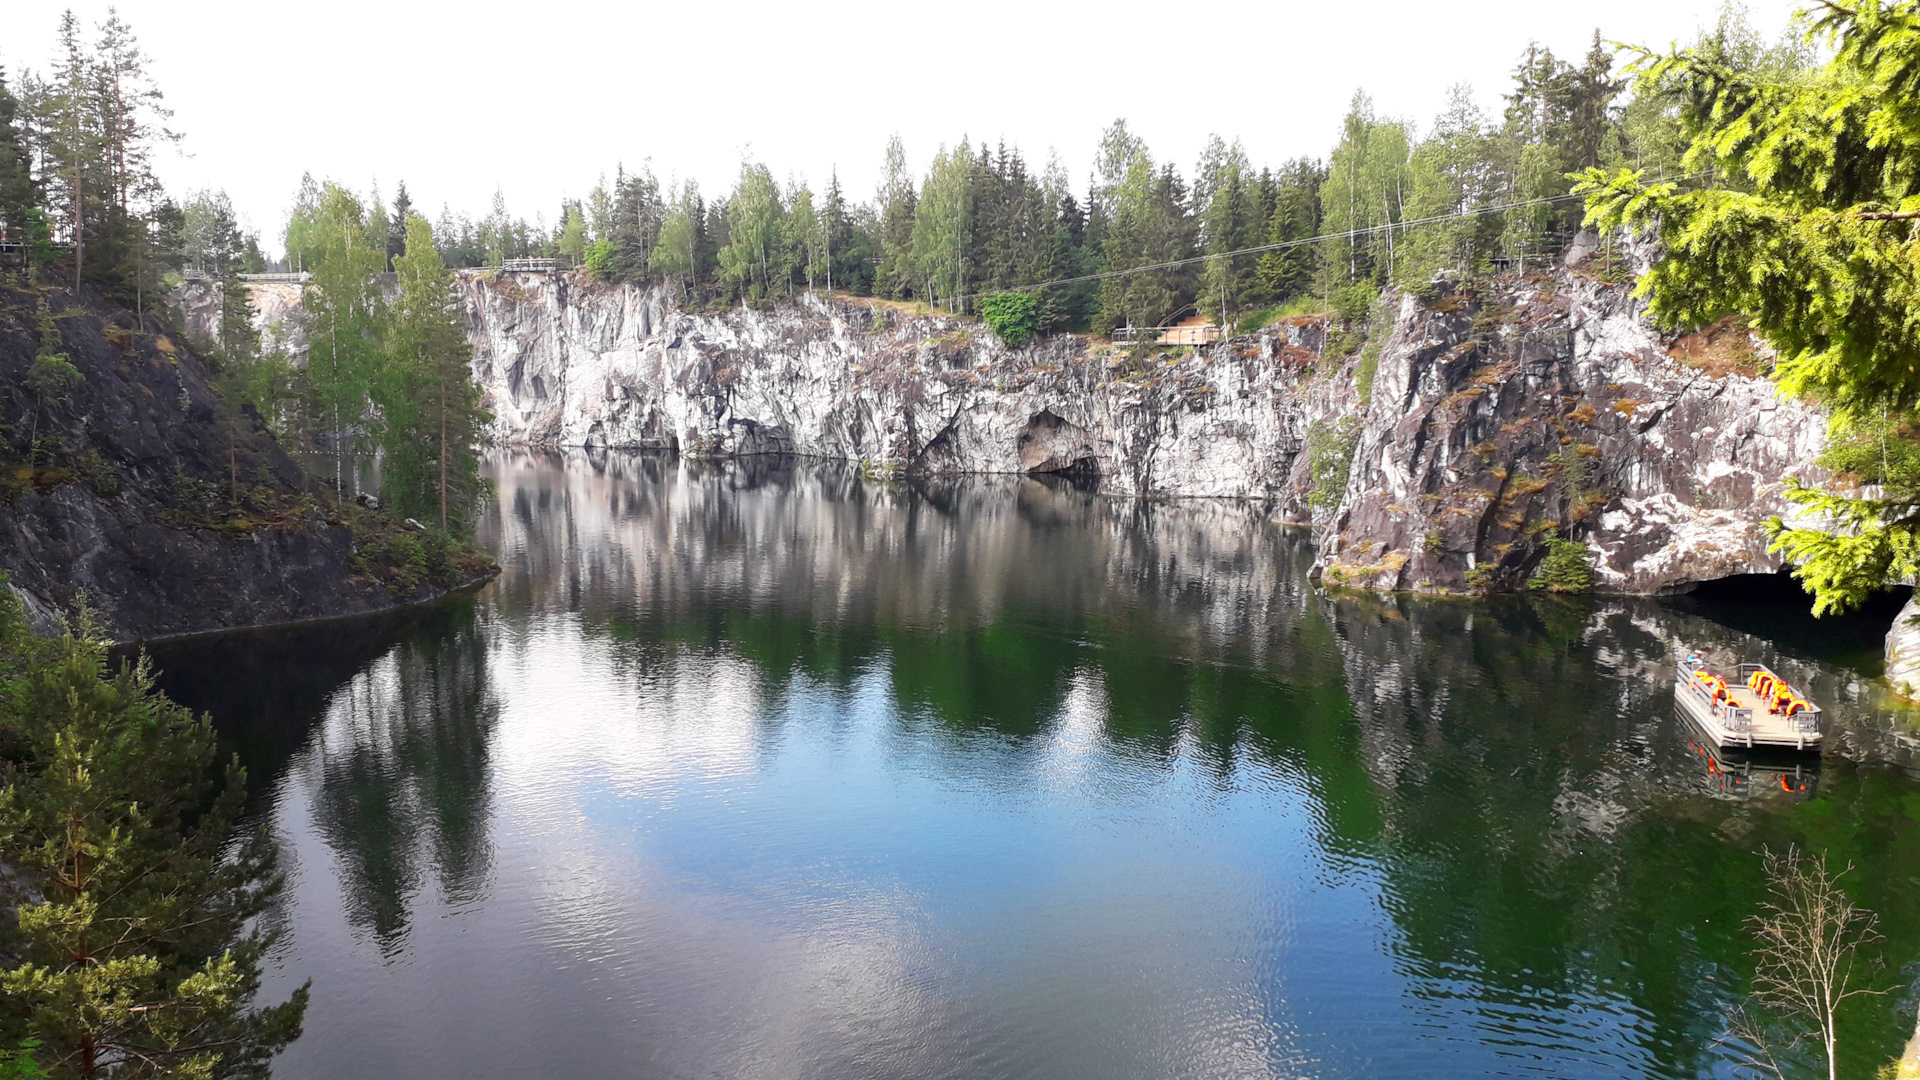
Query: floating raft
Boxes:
[{"xmin": 1675, "ymin": 662, "xmax": 1823, "ymax": 751}]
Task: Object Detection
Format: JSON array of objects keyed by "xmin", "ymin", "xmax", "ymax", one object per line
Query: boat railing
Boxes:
[
  {"xmin": 1680, "ymin": 671, "xmax": 1753, "ymax": 731},
  {"xmin": 1734, "ymin": 663, "xmax": 1824, "ymax": 726}
]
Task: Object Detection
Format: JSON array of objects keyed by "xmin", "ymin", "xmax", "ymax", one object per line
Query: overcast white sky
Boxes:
[{"xmin": 2, "ymin": 0, "xmax": 1804, "ymax": 255}]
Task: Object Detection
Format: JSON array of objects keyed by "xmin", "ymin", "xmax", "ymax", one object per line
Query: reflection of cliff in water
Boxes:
[{"xmin": 471, "ymin": 450, "xmax": 1920, "ymax": 1076}]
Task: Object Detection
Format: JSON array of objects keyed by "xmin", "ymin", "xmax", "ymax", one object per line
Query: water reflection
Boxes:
[
  {"xmin": 144, "ymin": 449, "xmax": 1920, "ymax": 1080},
  {"xmin": 303, "ymin": 616, "xmax": 499, "ymax": 951}
]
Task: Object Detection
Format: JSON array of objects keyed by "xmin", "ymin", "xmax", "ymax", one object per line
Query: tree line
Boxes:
[
  {"xmin": 0, "ymin": 13, "xmax": 486, "ymax": 536},
  {"xmin": 377, "ymin": 21, "xmax": 1757, "ymax": 337}
]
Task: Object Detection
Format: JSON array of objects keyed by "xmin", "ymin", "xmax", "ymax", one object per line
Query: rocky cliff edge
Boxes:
[
  {"xmin": 456, "ymin": 265, "xmax": 1825, "ymax": 597},
  {"xmin": 2, "ymin": 282, "xmax": 494, "ymax": 643}
]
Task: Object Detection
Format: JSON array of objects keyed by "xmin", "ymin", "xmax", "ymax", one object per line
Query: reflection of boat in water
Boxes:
[
  {"xmin": 1675, "ymin": 658, "xmax": 1823, "ymax": 751},
  {"xmin": 1686, "ymin": 736, "xmax": 1820, "ymax": 799}
]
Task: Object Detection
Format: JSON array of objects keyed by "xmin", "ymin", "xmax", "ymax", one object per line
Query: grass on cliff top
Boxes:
[{"xmin": 1236, "ymin": 296, "xmax": 1332, "ymax": 334}]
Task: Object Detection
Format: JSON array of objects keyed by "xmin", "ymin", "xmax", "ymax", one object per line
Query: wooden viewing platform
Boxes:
[
  {"xmin": 1676, "ymin": 662, "xmax": 1823, "ymax": 751},
  {"xmin": 1109, "ymin": 316, "xmax": 1223, "ymax": 346}
]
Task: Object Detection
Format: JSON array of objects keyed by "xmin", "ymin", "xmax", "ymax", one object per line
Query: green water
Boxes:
[{"xmin": 142, "ymin": 451, "xmax": 1920, "ymax": 1079}]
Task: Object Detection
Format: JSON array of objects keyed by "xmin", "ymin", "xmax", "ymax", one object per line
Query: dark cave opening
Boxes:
[{"xmin": 1662, "ymin": 571, "xmax": 1912, "ymax": 677}]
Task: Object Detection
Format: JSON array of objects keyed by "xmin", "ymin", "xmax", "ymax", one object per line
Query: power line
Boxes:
[{"xmin": 948, "ymin": 171, "xmax": 1707, "ymax": 308}]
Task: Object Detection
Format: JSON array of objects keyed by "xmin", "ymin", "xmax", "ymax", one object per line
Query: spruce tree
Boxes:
[
  {"xmin": 217, "ymin": 270, "xmax": 258, "ymax": 366},
  {"xmin": 1576, "ymin": 0, "xmax": 1920, "ymax": 614},
  {"xmin": 387, "ymin": 180, "xmax": 411, "ymax": 269}
]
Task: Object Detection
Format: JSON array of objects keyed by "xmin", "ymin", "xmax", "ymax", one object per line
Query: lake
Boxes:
[{"xmin": 144, "ymin": 450, "xmax": 1920, "ymax": 1080}]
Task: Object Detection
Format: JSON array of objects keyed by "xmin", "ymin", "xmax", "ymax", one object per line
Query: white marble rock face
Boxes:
[{"xmin": 177, "ymin": 263, "xmax": 1831, "ymax": 599}]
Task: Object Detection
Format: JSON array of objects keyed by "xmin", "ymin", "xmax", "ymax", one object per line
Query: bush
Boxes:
[
  {"xmin": 981, "ymin": 292, "xmax": 1040, "ymax": 347},
  {"xmin": 583, "ymin": 239, "xmax": 618, "ymax": 282},
  {"xmin": 1529, "ymin": 538, "xmax": 1596, "ymax": 593},
  {"xmin": 1306, "ymin": 417, "xmax": 1362, "ymax": 511}
]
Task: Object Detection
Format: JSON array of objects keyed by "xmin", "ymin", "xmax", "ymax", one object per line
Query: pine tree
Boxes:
[
  {"xmin": 821, "ymin": 170, "xmax": 862, "ymax": 294},
  {"xmin": 609, "ymin": 164, "xmax": 663, "ymax": 281},
  {"xmin": 1097, "ymin": 151, "xmax": 1196, "ymax": 332},
  {"xmin": 1196, "ymin": 136, "xmax": 1256, "ymax": 325},
  {"xmin": 217, "ymin": 270, "xmax": 259, "ymax": 365},
  {"xmin": 0, "ymin": 67, "xmax": 44, "ymax": 275},
  {"xmin": 0, "ymin": 591, "xmax": 309, "ymax": 1079}
]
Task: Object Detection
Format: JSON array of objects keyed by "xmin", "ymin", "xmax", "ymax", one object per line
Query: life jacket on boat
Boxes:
[{"xmin": 1784, "ymin": 698, "xmax": 1809, "ymax": 718}]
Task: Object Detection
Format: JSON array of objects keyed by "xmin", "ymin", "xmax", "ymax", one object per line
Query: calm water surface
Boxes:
[{"xmin": 145, "ymin": 451, "xmax": 1920, "ymax": 1080}]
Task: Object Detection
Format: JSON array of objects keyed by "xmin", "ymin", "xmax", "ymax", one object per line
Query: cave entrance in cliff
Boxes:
[
  {"xmin": 1016, "ymin": 410, "xmax": 1101, "ymax": 481},
  {"xmin": 1662, "ymin": 571, "xmax": 1913, "ymax": 677}
]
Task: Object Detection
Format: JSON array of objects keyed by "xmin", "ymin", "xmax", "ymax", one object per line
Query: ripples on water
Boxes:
[{"xmin": 142, "ymin": 451, "xmax": 1920, "ymax": 1080}]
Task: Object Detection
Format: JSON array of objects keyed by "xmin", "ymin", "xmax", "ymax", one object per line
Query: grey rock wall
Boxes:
[
  {"xmin": 459, "ymin": 268, "xmax": 1827, "ymax": 597},
  {"xmin": 171, "ymin": 265, "xmax": 1828, "ymax": 600},
  {"xmin": 1318, "ymin": 272, "xmax": 1828, "ymax": 594}
]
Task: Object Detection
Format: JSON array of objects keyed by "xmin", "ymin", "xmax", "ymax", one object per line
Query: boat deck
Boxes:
[{"xmin": 1676, "ymin": 663, "xmax": 1823, "ymax": 751}]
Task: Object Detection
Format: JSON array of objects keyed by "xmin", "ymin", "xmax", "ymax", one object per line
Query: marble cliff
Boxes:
[{"xmin": 451, "ymin": 264, "xmax": 1825, "ymax": 598}]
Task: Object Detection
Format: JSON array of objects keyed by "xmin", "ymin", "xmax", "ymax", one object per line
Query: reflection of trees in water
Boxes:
[
  {"xmin": 1319, "ymin": 591, "xmax": 1920, "ymax": 1078},
  {"xmin": 475, "ymin": 449, "xmax": 1920, "ymax": 1073},
  {"xmin": 306, "ymin": 614, "xmax": 499, "ymax": 954}
]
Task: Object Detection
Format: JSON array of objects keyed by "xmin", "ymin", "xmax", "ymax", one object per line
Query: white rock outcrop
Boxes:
[{"xmin": 169, "ymin": 264, "xmax": 1832, "ymax": 600}]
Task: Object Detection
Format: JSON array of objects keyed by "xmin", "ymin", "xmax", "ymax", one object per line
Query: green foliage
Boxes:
[
  {"xmin": 0, "ymin": 581, "xmax": 308, "ymax": 1078},
  {"xmin": 583, "ymin": 238, "xmax": 616, "ymax": 281},
  {"xmin": 1236, "ymin": 295, "xmax": 1328, "ymax": 333},
  {"xmin": 980, "ymin": 292, "xmax": 1039, "ymax": 346},
  {"xmin": 24, "ymin": 355, "xmax": 81, "ymax": 404},
  {"xmin": 1528, "ymin": 537, "xmax": 1596, "ymax": 592},
  {"xmin": 1097, "ymin": 148, "xmax": 1196, "ymax": 333},
  {"xmin": 1307, "ymin": 417, "xmax": 1362, "ymax": 510},
  {"xmin": 1255, "ymin": 158, "xmax": 1325, "ymax": 301},
  {"xmin": 1355, "ymin": 333, "xmax": 1384, "ymax": 406},
  {"xmin": 720, "ymin": 163, "xmax": 785, "ymax": 302},
  {"xmin": 649, "ymin": 181, "xmax": 702, "ymax": 291},
  {"xmin": 377, "ymin": 213, "xmax": 489, "ymax": 532},
  {"xmin": 1574, "ymin": 0, "xmax": 1920, "ymax": 615},
  {"xmin": 910, "ymin": 145, "xmax": 975, "ymax": 312},
  {"xmin": 1320, "ymin": 94, "xmax": 1413, "ymax": 292},
  {"xmin": 556, "ymin": 202, "xmax": 587, "ymax": 264},
  {"xmin": 296, "ymin": 182, "xmax": 388, "ymax": 488}
]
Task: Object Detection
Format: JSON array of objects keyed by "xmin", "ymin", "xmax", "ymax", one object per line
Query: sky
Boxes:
[{"xmin": 1, "ymin": 0, "xmax": 1805, "ymax": 256}]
